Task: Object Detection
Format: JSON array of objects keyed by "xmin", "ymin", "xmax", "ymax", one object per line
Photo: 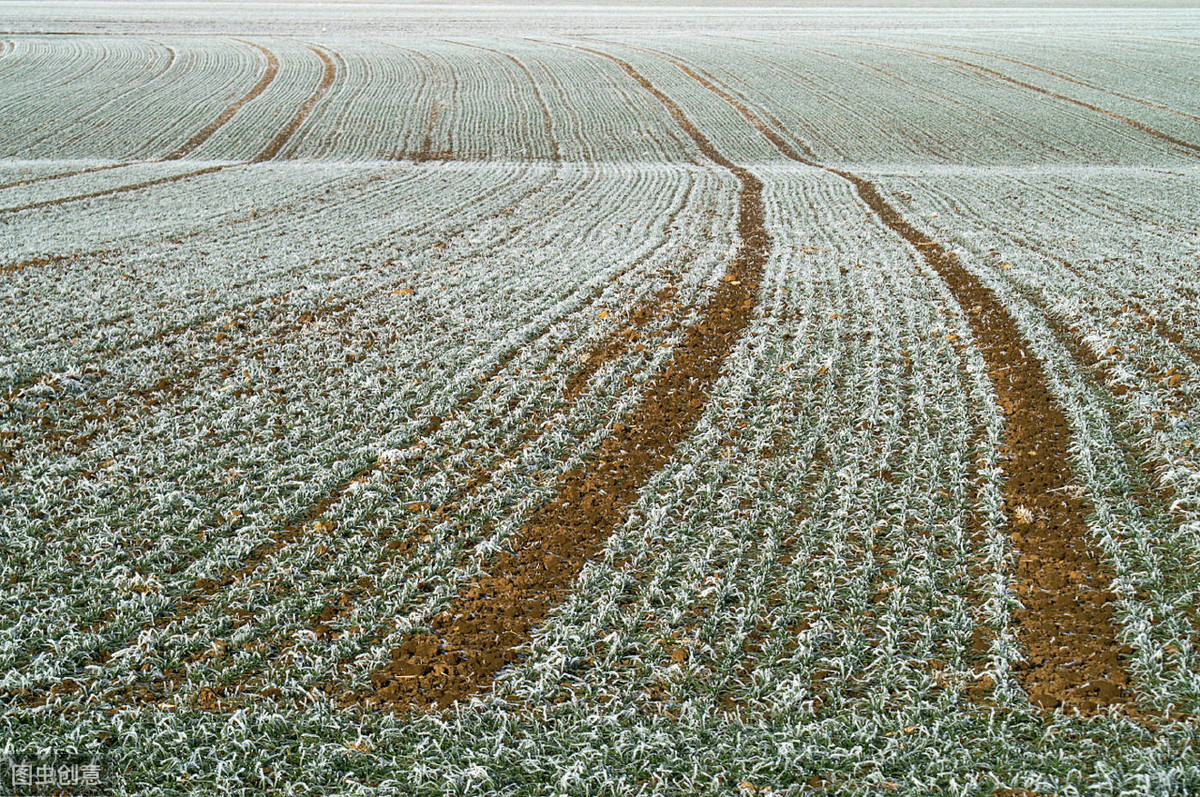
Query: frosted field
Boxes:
[{"xmin": 2, "ymin": 4, "xmax": 1200, "ymax": 794}]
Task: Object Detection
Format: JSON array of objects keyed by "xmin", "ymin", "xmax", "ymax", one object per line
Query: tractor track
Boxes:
[
  {"xmin": 165, "ymin": 39, "xmax": 280, "ymax": 160},
  {"xmin": 367, "ymin": 44, "xmax": 771, "ymax": 712},
  {"xmin": 0, "ymin": 40, "xmax": 338, "ymax": 216},
  {"xmin": 857, "ymin": 40, "xmax": 1200, "ymax": 158},
  {"xmin": 617, "ymin": 41, "xmax": 1134, "ymax": 714}
]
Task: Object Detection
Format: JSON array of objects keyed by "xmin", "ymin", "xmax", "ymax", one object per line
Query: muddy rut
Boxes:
[
  {"xmin": 0, "ymin": 40, "xmax": 336, "ymax": 216},
  {"xmin": 862, "ymin": 41, "xmax": 1200, "ymax": 157},
  {"xmin": 367, "ymin": 48, "xmax": 770, "ymax": 711},
  {"xmin": 254, "ymin": 44, "xmax": 336, "ymax": 163},
  {"xmin": 625, "ymin": 44, "xmax": 1133, "ymax": 714},
  {"xmin": 165, "ymin": 39, "xmax": 280, "ymax": 160}
]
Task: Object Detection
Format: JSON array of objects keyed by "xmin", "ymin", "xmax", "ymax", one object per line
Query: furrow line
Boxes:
[
  {"xmin": 132, "ymin": 168, "xmax": 697, "ymax": 708},
  {"xmin": 941, "ymin": 43, "xmax": 1200, "ymax": 126},
  {"xmin": 184, "ymin": 271, "xmax": 686, "ymax": 710},
  {"xmin": 859, "ymin": 41, "xmax": 1200, "ymax": 157},
  {"xmin": 252, "ymin": 43, "xmax": 337, "ymax": 163},
  {"xmin": 634, "ymin": 43, "xmax": 1134, "ymax": 714},
  {"xmin": 444, "ymin": 40, "xmax": 562, "ymax": 162},
  {"xmin": 0, "ymin": 162, "xmax": 133, "ymax": 192},
  {"xmin": 13, "ymin": 165, "xmax": 566, "ymax": 704},
  {"xmin": 367, "ymin": 45, "xmax": 770, "ymax": 712},
  {"xmin": 165, "ymin": 39, "xmax": 280, "ymax": 160},
  {"xmin": 0, "ymin": 165, "xmax": 230, "ymax": 215}
]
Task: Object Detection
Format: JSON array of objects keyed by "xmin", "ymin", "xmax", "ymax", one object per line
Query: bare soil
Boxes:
[
  {"xmin": 647, "ymin": 48, "xmax": 1132, "ymax": 714},
  {"xmin": 166, "ymin": 39, "xmax": 280, "ymax": 160},
  {"xmin": 367, "ymin": 49, "xmax": 771, "ymax": 711}
]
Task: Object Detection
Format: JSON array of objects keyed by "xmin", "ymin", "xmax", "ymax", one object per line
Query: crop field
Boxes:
[{"xmin": 2, "ymin": 6, "xmax": 1200, "ymax": 794}]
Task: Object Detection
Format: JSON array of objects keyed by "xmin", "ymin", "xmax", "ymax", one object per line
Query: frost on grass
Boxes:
[{"xmin": 4, "ymin": 18, "xmax": 1200, "ymax": 796}]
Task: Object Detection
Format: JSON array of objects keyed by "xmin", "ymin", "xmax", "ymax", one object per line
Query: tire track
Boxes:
[
  {"xmin": 940, "ymin": 43, "xmax": 1200, "ymax": 126},
  {"xmin": 0, "ymin": 162, "xmax": 133, "ymax": 192},
  {"xmin": 0, "ymin": 37, "xmax": 270, "ymax": 191},
  {"xmin": 113, "ymin": 168, "xmax": 696, "ymax": 709},
  {"xmin": 792, "ymin": 44, "xmax": 1075, "ymax": 164},
  {"xmin": 0, "ymin": 164, "xmax": 230, "ymax": 215},
  {"xmin": 180, "ymin": 267, "xmax": 688, "ymax": 711},
  {"xmin": 858, "ymin": 41, "xmax": 1200, "ymax": 157},
  {"xmin": 367, "ymin": 45, "xmax": 770, "ymax": 712},
  {"xmin": 253, "ymin": 43, "xmax": 336, "ymax": 163},
  {"xmin": 625, "ymin": 43, "xmax": 1133, "ymax": 714},
  {"xmin": 0, "ymin": 41, "xmax": 338, "ymax": 214},
  {"xmin": 165, "ymin": 39, "xmax": 280, "ymax": 160}
]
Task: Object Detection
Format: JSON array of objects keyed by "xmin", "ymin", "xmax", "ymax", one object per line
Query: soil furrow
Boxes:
[
  {"xmin": 942, "ymin": 44, "xmax": 1200, "ymax": 126},
  {"xmin": 445, "ymin": 40, "xmax": 562, "ymax": 162},
  {"xmin": 366, "ymin": 46, "xmax": 770, "ymax": 712},
  {"xmin": 165, "ymin": 39, "xmax": 279, "ymax": 160},
  {"xmin": 0, "ymin": 162, "xmax": 132, "ymax": 192},
  {"xmin": 0, "ymin": 164, "xmax": 230, "ymax": 215},
  {"xmin": 637, "ymin": 44, "xmax": 1133, "ymax": 714},
  {"xmin": 133, "ymin": 175, "xmax": 696, "ymax": 707},
  {"xmin": 862, "ymin": 42, "xmax": 1200, "ymax": 157},
  {"xmin": 18, "ymin": 166, "xmax": 569, "ymax": 704},
  {"xmin": 253, "ymin": 43, "xmax": 336, "ymax": 163},
  {"xmin": 176, "ymin": 273, "xmax": 685, "ymax": 710}
]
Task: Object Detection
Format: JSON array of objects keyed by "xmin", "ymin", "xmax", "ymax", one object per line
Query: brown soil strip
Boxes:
[
  {"xmin": 0, "ymin": 164, "xmax": 229, "ymax": 215},
  {"xmin": 130, "ymin": 195, "xmax": 693, "ymax": 708},
  {"xmin": 367, "ymin": 47, "xmax": 769, "ymax": 712},
  {"xmin": 861, "ymin": 42, "xmax": 1200, "ymax": 157},
  {"xmin": 253, "ymin": 43, "xmax": 336, "ymax": 163},
  {"xmin": 943, "ymin": 44, "xmax": 1200, "ymax": 126},
  {"xmin": 414, "ymin": 101, "xmax": 445, "ymax": 162},
  {"xmin": 28, "ymin": 168, "xmax": 610, "ymax": 706},
  {"xmin": 172, "ymin": 281, "xmax": 683, "ymax": 709},
  {"xmin": 165, "ymin": 39, "xmax": 280, "ymax": 160},
  {"xmin": 0, "ymin": 163, "xmax": 132, "ymax": 192},
  {"xmin": 632, "ymin": 45, "xmax": 1132, "ymax": 714}
]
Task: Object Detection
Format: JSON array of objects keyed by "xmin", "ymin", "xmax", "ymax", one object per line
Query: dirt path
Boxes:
[
  {"xmin": 162, "ymin": 172, "xmax": 696, "ymax": 708},
  {"xmin": 940, "ymin": 43, "xmax": 1200, "ymax": 126},
  {"xmin": 626, "ymin": 44, "xmax": 1133, "ymax": 715},
  {"xmin": 0, "ymin": 164, "xmax": 230, "ymax": 215},
  {"xmin": 166, "ymin": 39, "xmax": 280, "ymax": 160},
  {"xmin": 859, "ymin": 41, "xmax": 1200, "ymax": 157},
  {"xmin": 367, "ymin": 46, "xmax": 770, "ymax": 712},
  {"xmin": 253, "ymin": 43, "xmax": 336, "ymax": 163}
]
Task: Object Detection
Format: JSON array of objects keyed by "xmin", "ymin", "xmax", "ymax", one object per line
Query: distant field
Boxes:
[{"xmin": 2, "ymin": 11, "xmax": 1199, "ymax": 795}]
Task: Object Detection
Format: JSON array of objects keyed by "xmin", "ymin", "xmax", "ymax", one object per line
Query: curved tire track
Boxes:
[
  {"xmin": 0, "ymin": 162, "xmax": 133, "ymax": 192},
  {"xmin": 627, "ymin": 42, "xmax": 1134, "ymax": 715},
  {"xmin": 253, "ymin": 43, "xmax": 336, "ymax": 163},
  {"xmin": 368, "ymin": 45, "xmax": 770, "ymax": 712},
  {"xmin": 444, "ymin": 40, "xmax": 562, "ymax": 162},
  {"xmin": 940, "ymin": 43, "xmax": 1200, "ymax": 126},
  {"xmin": 0, "ymin": 42, "xmax": 339, "ymax": 214},
  {"xmin": 165, "ymin": 39, "xmax": 280, "ymax": 160},
  {"xmin": 0, "ymin": 164, "xmax": 230, "ymax": 215},
  {"xmin": 860, "ymin": 41, "xmax": 1200, "ymax": 157}
]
